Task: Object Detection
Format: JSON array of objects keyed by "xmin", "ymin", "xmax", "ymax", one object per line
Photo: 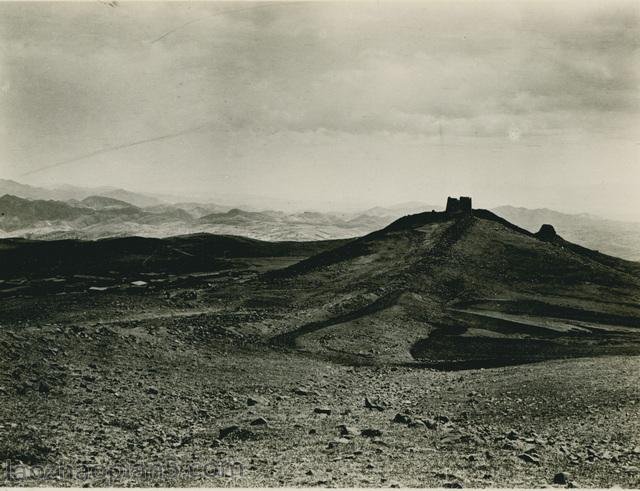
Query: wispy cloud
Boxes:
[{"xmin": 0, "ymin": 1, "xmax": 638, "ymax": 217}]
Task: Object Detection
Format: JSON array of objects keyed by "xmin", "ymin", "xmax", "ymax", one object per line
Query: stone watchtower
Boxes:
[{"xmin": 445, "ymin": 196, "xmax": 472, "ymax": 214}]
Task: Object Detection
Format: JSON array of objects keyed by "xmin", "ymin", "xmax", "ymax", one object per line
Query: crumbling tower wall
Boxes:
[
  {"xmin": 459, "ymin": 196, "xmax": 472, "ymax": 212},
  {"xmin": 446, "ymin": 196, "xmax": 472, "ymax": 214},
  {"xmin": 446, "ymin": 197, "xmax": 461, "ymax": 213}
]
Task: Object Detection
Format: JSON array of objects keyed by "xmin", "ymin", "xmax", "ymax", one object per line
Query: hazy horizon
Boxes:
[{"xmin": 1, "ymin": 1, "xmax": 639, "ymax": 220}]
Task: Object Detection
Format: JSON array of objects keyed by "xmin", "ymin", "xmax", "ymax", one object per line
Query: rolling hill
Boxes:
[
  {"xmin": 0, "ymin": 194, "xmax": 195, "ymax": 236},
  {"xmin": 0, "ymin": 179, "xmax": 165, "ymax": 207},
  {"xmin": 266, "ymin": 202, "xmax": 640, "ymax": 367}
]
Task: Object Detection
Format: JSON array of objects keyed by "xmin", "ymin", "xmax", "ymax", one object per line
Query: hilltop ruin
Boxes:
[{"xmin": 446, "ymin": 196, "xmax": 472, "ymax": 214}]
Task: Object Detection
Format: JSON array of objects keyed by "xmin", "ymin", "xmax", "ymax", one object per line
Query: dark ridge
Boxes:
[
  {"xmin": 410, "ymin": 319, "xmax": 640, "ymax": 369},
  {"xmin": 268, "ymin": 211, "xmax": 457, "ymax": 279},
  {"xmin": 269, "ymin": 206, "xmax": 535, "ymax": 279},
  {"xmin": 381, "ymin": 210, "xmax": 454, "ymax": 232},
  {"xmin": 452, "ymin": 299, "xmax": 640, "ymax": 327},
  {"xmin": 471, "ymin": 208, "xmax": 536, "ymax": 237},
  {"xmin": 268, "ymin": 203, "xmax": 639, "ymax": 281},
  {"xmin": 427, "ymin": 213, "xmax": 475, "ymax": 256},
  {"xmin": 0, "ymin": 233, "xmax": 350, "ymax": 279},
  {"xmin": 552, "ymin": 235, "xmax": 640, "ymax": 278}
]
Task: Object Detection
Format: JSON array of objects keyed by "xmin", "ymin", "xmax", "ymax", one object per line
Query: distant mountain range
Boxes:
[
  {"xmin": 0, "ymin": 179, "xmax": 639, "ymax": 261},
  {"xmin": 0, "ymin": 179, "xmax": 165, "ymax": 207}
]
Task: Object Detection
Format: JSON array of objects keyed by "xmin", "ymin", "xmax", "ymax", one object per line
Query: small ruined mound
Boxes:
[{"xmin": 536, "ymin": 223, "xmax": 557, "ymax": 241}]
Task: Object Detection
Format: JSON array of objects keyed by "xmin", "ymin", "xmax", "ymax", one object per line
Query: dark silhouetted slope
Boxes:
[{"xmin": 0, "ymin": 234, "xmax": 350, "ymax": 279}]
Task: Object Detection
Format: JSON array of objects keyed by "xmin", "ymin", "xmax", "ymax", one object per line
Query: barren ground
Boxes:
[{"xmin": 1, "ymin": 275, "xmax": 639, "ymax": 488}]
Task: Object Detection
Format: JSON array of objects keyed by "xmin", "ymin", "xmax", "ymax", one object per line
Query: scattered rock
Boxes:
[
  {"xmin": 364, "ymin": 397, "xmax": 386, "ymax": 411},
  {"xmin": 421, "ymin": 418, "xmax": 438, "ymax": 430},
  {"xmin": 361, "ymin": 428, "xmax": 383, "ymax": 438},
  {"xmin": 443, "ymin": 482, "xmax": 464, "ymax": 488},
  {"xmin": 250, "ymin": 417, "xmax": 269, "ymax": 426},
  {"xmin": 436, "ymin": 415, "xmax": 450, "ymax": 423},
  {"xmin": 338, "ymin": 424, "xmax": 358, "ymax": 436},
  {"xmin": 211, "ymin": 439, "xmax": 222, "ymax": 447},
  {"xmin": 553, "ymin": 472, "xmax": 570, "ymax": 485},
  {"xmin": 294, "ymin": 387, "xmax": 318, "ymax": 396},
  {"xmin": 38, "ymin": 380, "xmax": 50, "ymax": 394},
  {"xmin": 518, "ymin": 453, "xmax": 540, "ymax": 465},
  {"xmin": 146, "ymin": 386, "xmax": 159, "ymax": 395},
  {"xmin": 507, "ymin": 429, "xmax": 520, "ymax": 440},
  {"xmin": 393, "ymin": 413, "xmax": 412, "ymax": 424},
  {"xmin": 314, "ymin": 407, "xmax": 331, "ymax": 415},
  {"xmin": 601, "ymin": 450, "xmax": 614, "ymax": 460},
  {"xmin": 327, "ymin": 438, "xmax": 350, "ymax": 448},
  {"xmin": 502, "ymin": 441, "xmax": 519, "ymax": 451},
  {"xmin": 409, "ymin": 420, "xmax": 426, "ymax": 428},
  {"xmin": 441, "ymin": 435, "xmax": 463, "ymax": 445},
  {"xmin": 247, "ymin": 396, "xmax": 265, "ymax": 406},
  {"xmin": 219, "ymin": 425, "xmax": 241, "ymax": 439}
]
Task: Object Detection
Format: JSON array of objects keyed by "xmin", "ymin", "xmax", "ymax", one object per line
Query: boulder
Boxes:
[
  {"xmin": 393, "ymin": 413, "xmax": 412, "ymax": 425},
  {"xmin": 219, "ymin": 425, "xmax": 241, "ymax": 439},
  {"xmin": 247, "ymin": 396, "xmax": 266, "ymax": 406},
  {"xmin": 364, "ymin": 397, "xmax": 386, "ymax": 411},
  {"xmin": 518, "ymin": 453, "xmax": 540, "ymax": 465},
  {"xmin": 361, "ymin": 428, "xmax": 383, "ymax": 438},
  {"xmin": 553, "ymin": 472, "xmax": 570, "ymax": 485},
  {"xmin": 338, "ymin": 424, "xmax": 358, "ymax": 437}
]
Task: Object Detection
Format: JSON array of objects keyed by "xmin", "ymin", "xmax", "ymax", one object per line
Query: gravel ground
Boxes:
[{"xmin": 1, "ymin": 291, "xmax": 639, "ymax": 487}]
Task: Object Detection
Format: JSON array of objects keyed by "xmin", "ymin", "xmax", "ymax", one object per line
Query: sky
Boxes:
[{"xmin": 0, "ymin": 1, "xmax": 639, "ymax": 218}]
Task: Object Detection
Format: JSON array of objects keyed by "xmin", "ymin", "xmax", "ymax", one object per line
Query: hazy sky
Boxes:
[{"xmin": 1, "ymin": 1, "xmax": 639, "ymax": 217}]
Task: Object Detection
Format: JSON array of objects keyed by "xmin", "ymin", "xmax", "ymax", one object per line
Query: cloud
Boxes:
[
  {"xmin": 0, "ymin": 1, "xmax": 638, "ymax": 218},
  {"xmin": 2, "ymin": 1, "xmax": 638, "ymax": 145}
]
